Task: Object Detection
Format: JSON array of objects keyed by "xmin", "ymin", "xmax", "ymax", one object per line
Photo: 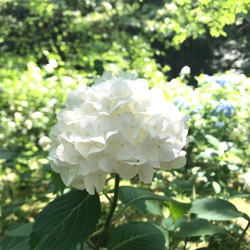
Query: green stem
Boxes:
[
  {"xmin": 87, "ymin": 239, "xmax": 96, "ymax": 249},
  {"xmin": 182, "ymin": 238, "xmax": 188, "ymax": 250},
  {"xmin": 102, "ymin": 190, "xmax": 113, "ymax": 204},
  {"xmin": 80, "ymin": 242, "xmax": 84, "ymax": 250},
  {"xmin": 234, "ymin": 216, "xmax": 250, "ymax": 250},
  {"xmin": 89, "ymin": 227, "xmax": 104, "ymax": 238},
  {"xmin": 94, "ymin": 174, "xmax": 120, "ymax": 250}
]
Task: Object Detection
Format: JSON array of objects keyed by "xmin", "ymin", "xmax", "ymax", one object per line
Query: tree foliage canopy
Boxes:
[{"xmin": 1, "ymin": 0, "xmax": 249, "ymax": 78}]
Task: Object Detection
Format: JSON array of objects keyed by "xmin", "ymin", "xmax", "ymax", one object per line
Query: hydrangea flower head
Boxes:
[
  {"xmin": 214, "ymin": 100, "xmax": 235, "ymax": 118},
  {"xmin": 174, "ymin": 96, "xmax": 190, "ymax": 110},
  {"xmin": 203, "ymin": 74, "xmax": 229, "ymax": 87},
  {"xmin": 50, "ymin": 73, "xmax": 189, "ymax": 194}
]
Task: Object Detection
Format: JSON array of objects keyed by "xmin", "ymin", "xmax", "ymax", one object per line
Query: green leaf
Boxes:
[
  {"xmin": 205, "ymin": 135, "xmax": 220, "ymax": 149},
  {"xmin": 175, "ymin": 219, "xmax": 226, "ymax": 238},
  {"xmin": 30, "ymin": 190, "xmax": 101, "ymax": 250},
  {"xmin": 165, "ymin": 200, "xmax": 190, "ymax": 223},
  {"xmin": 190, "ymin": 198, "xmax": 243, "ymax": 221},
  {"xmin": 212, "ymin": 181, "xmax": 221, "ymax": 194},
  {"xmin": 108, "ymin": 222, "xmax": 166, "ymax": 250},
  {"xmin": 2, "ymin": 236, "xmax": 30, "ymax": 250},
  {"xmin": 2, "ymin": 223, "xmax": 33, "ymax": 250},
  {"xmin": 0, "ymin": 149, "xmax": 18, "ymax": 160},
  {"xmin": 144, "ymin": 200, "xmax": 162, "ymax": 216},
  {"xmin": 195, "ymin": 248, "xmax": 216, "ymax": 250},
  {"xmin": 119, "ymin": 186, "xmax": 162, "ymax": 215},
  {"xmin": 119, "ymin": 186, "xmax": 191, "ymax": 222},
  {"xmin": 227, "ymin": 164, "xmax": 239, "ymax": 171},
  {"xmin": 43, "ymin": 164, "xmax": 66, "ymax": 194},
  {"xmin": 6, "ymin": 223, "xmax": 33, "ymax": 237}
]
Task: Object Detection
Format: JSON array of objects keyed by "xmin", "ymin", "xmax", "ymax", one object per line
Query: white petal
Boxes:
[
  {"xmin": 62, "ymin": 110, "xmax": 81, "ymax": 125},
  {"xmin": 114, "ymin": 162, "xmax": 138, "ymax": 179},
  {"xmin": 57, "ymin": 165, "xmax": 77, "ymax": 186},
  {"xmin": 56, "ymin": 142, "xmax": 79, "ymax": 165},
  {"xmin": 159, "ymin": 146, "xmax": 176, "ymax": 162},
  {"xmin": 138, "ymin": 164, "xmax": 154, "ymax": 183},
  {"xmin": 77, "ymin": 158, "xmax": 90, "ymax": 176},
  {"xmin": 161, "ymin": 155, "xmax": 186, "ymax": 170},
  {"xmin": 82, "ymin": 175, "xmax": 96, "ymax": 195},
  {"xmin": 75, "ymin": 141, "xmax": 90, "ymax": 158},
  {"xmin": 71, "ymin": 177, "xmax": 85, "ymax": 190},
  {"xmin": 83, "ymin": 172, "xmax": 107, "ymax": 195},
  {"xmin": 98, "ymin": 156, "xmax": 114, "ymax": 172}
]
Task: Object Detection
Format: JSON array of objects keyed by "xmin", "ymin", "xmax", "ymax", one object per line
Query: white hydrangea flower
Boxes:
[{"xmin": 50, "ymin": 73, "xmax": 189, "ymax": 194}]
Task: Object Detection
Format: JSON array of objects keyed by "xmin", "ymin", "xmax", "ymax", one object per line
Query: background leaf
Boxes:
[
  {"xmin": 119, "ymin": 186, "xmax": 191, "ymax": 221},
  {"xmin": 2, "ymin": 223, "xmax": 33, "ymax": 250},
  {"xmin": 190, "ymin": 198, "xmax": 243, "ymax": 221},
  {"xmin": 0, "ymin": 149, "xmax": 18, "ymax": 160},
  {"xmin": 5, "ymin": 223, "xmax": 33, "ymax": 237},
  {"xmin": 175, "ymin": 219, "xmax": 226, "ymax": 238},
  {"xmin": 108, "ymin": 222, "xmax": 166, "ymax": 250},
  {"xmin": 2, "ymin": 236, "xmax": 30, "ymax": 250},
  {"xmin": 43, "ymin": 164, "xmax": 66, "ymax": 194},
  {"xmin": 144, "ymin": 200, "xmax": 162, "ymax": 216},
  {"xmin": 119, "ymin": 186, "xmax": 162, "ymax": 215},
  {"xmin": 165, "ymin": 201, "xmax": 190, "ymax": 223},
  {"xmin": 212, "ymin": 181, "xmax": 221, "ymax": 194},
  {"xmin": 29, "ymin": 190, "xmax": 100, "ymax": 250},
  {"xmin": 205, "ymin": 135, "xmax": 220, "ymax": 149}
]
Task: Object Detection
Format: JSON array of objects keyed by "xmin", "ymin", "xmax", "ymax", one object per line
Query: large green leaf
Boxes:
[
  {"xmin": 190, "ymin": 198, "xmax": 243, "ymax": 221},
  {"xmin": 107, "ymin": 222, "xmax": 166, "ymax": 250},
  {"xmin": 119, "ymin": 186, "xmax": 191, "ymax": 221},
  {"xmin": 175, "ymin": 219, "xmax": 226, "ymax": 238},
  {"xmin": 30, "ymin": 190, "xmax": 101, "ymax": 250}
]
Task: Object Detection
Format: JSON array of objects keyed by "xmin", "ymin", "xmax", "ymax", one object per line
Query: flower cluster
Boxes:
[
  {"xmin": 50, "ymin": 73, "xmax": 189, "ymax": 194},
  {"xmin": 203, "ymin": 74, "xmax": 230, "ymax": 87},
  {"xmin": 214, "ymin": 100, "xmax": 235, "ymax": 118}
]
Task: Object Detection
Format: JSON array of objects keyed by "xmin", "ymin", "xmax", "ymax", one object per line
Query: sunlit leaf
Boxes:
[
  {"xmin": 212, "ymin": 181, "xmax": 221, "ymax": 194},
  {"xmin": 227, "ymin": 164, "xmax": 239, "ymax": 171},
  {"xmin": 190, "ymin": 198, "xmax": 243, "ymax": 221},
  {"xmin": 119, "ymin": 186, "xmax": 191, "ymax": 221},
  {"xmin": 205, "ymin": 135, "xmax": 220, "ymax": 149},
  {"xmin": 165, "ymin": 200, "xmax": 190, "ymax": 223}
]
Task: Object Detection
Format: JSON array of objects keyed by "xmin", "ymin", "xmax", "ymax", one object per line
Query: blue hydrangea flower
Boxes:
[
  {"xmin": 174, "ymin": 96, "xmax": 202, "ymax": 114},
  {"xmin": 174, "ymin": 96, "xmax": 190, "ymax": 110},
  {"xmin": 214, "ymin": 100, "xmax": 234, "ymax": 117},
  {"xmin": 204, "ymin": 74, "xmax": 229, "ymax": 87},
  {"xmin": 215, "ymin": 121, "xmax": 225, "ymax": 127}
]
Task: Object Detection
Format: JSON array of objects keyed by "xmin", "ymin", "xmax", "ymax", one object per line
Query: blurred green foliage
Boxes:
[
  {"xmin": 0, "ymin": 0, "xmax": 250, "ymax": 78},
  {"xmin": 0, "ymin": 0, "xmax": 250, "ymax": 249}
]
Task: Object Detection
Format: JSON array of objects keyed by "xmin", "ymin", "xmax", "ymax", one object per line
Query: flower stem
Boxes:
[
  {"xmin": 94, "ymin": 174, "xmax": 120, "ymax": 250},
  {"xmin": 234, "ymin": 215, "xmax": 250, "ymax": 250}
]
